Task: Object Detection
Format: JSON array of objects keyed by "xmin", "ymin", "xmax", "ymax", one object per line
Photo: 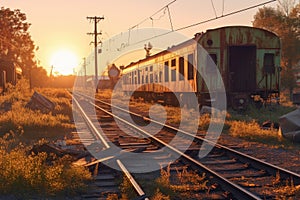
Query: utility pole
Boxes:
[
  {"xmin": 87, "ymin": 16, "xmax": 104, "ymax": 93},
  {"xmin": 83, "ymin": 57, "xmax": 87, "ymax": 89}
]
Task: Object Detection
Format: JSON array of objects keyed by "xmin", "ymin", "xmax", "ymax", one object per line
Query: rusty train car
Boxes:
[{"xmin": 121, "ymin": 26, "xmax": 281, "ymax": 109}]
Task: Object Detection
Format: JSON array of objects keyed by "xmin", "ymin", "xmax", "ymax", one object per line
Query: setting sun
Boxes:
[{"xmin": 50, "ymin": 50, "xmax": 78, "ymax": 76}]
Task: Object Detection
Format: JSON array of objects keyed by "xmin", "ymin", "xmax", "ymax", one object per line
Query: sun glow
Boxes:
[{"xmin": 50, "ymin": 50, "xmax": 78, "ymax": 76}]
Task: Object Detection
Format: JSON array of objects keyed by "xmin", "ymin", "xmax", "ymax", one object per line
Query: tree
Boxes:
[
  {"xmin": 30, "ymin": 67, "xmax": 49, "ymax": 88},
  {"xmin": 0, "ymin": 7, "xmax": 36, "ymax": 78},
  {"xmin": 253, "ymin": 1, "xmax": 300, "ymax": 99}
]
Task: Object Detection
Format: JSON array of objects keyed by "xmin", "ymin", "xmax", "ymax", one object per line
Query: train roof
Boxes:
[
  {"xmin": 124, "ymin": 37, "xmax": 196, "ymax": 70},
  {"xmin": 123, "ymin": 26, "xmax": 279, "ymax": 70},
  {"xmin": 205, "ymin": 25, "xmax": 279, "ymax": 37}
]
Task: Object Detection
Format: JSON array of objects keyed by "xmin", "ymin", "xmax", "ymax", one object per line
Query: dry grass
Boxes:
[
  {"xmin": 228, "ymin": 120, "xmax": 281, "ymax": 143},
  {"xmin": 151, "ymin": 189, "xmax": 170, "ymax": 200},
  {"xmin": 0, "ymin": 80, "xmax": 92, "ymax": 198},
  {"xmin": 96, "ymin": 89, "xmax": 113, "ymax": 100},
  {"xmin": 155, "ymin": 164, "xmax": 208, "ymax": 199},
  {"xmin": 118, "ymin": 164, "xmax": 208, "ymax": 199},
  {"xmin": 119, "ymin": 176, "xmax": 137, "ymax": 200},
  {"xmin": 270, "ymin": 173, "xmax": 300, "ymax": 199},
  {"xmin": 273, "ymin": 184, "xmax": 300, "ymax": 199},
  {"xmin": 0, "ymin": 133, "xmax": 92, "ymax": 198},
  {"xmin": 0, "ymin": 79, "xmax": 74, "ymax": 139},
  {"xmin": 0, "ymin": 101, "xmax": 72, "ymax": 132}
]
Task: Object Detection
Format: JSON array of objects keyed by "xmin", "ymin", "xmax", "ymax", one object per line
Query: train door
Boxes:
[{"xmin": 228, "ymin": 46, "xmax": 256, "ymax": 92}]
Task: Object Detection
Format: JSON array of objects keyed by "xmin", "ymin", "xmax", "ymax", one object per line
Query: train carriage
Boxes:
[
  {"xmin": 121, "ymin": 26, "xmax": 281, "ymax": 109},
  {"xmin": 199, "ymin": 26, "xmax": 281, "ymax": 109}
]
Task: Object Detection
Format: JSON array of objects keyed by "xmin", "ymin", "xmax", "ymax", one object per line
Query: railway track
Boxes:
[
  {"xmin": 73, "ymin": 92, "xmax": 300, "ymax": 199},
  {"xmin": 72, "ymin": 95, "xmax": 149, "ymax": 200}
]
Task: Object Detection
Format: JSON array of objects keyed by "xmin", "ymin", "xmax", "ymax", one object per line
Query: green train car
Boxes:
[{"xmin": 121, "ymin": 26, "xmax": 281, "ymax": 109}]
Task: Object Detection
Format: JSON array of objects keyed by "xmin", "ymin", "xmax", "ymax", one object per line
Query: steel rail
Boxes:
[{"xmin": 72, "ymin": 95, "xmax": 149, "ymax": 200}]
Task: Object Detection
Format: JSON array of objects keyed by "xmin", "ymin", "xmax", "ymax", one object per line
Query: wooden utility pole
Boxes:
[
  {"xmin": 83, "ymin": 57, "xmax": 87, "ymax": 89},
  {"xmin": 87, "ymin": 16, "xmax": 104, "ymax": 93}
]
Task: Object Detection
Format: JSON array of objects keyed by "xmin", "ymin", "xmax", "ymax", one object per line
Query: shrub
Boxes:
[
  {"xmin": 0, "ymin": 133, "xmax": 92, "ymax": 198},
  {"xmin": 229, "ymin": 120, "xmax": 281, "ymax": 143}
]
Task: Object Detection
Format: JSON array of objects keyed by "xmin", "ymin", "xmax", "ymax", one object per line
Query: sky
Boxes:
[{"xmin": 1, "ymin": 0, "xmax": 279, "ymax": 75}]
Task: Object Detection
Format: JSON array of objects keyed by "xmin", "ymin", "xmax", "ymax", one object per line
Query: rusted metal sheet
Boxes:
[
  {"xmin": 200, "ymin": 26, "xmax": 280, "ymax": 49},
  {"xmin": 26, "ymin": 91, "xmax": 55, "ymax": 113},
  {"xmin": 279, "ymin": 109, "xmax": 300, "ymax": 142}
]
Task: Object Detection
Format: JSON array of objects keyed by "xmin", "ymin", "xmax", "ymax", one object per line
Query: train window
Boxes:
[
  {"xmin": 149, "ymin": 66, "xmax": 153, "ymax": 83},
  {"xmin": 159, "ymin": 71, "xmax": 163, "ymax": 82},
  {"xmin": 145, "ymin": 74, "xmax": 148, "ymax": 83},
  {"xmin": 138, "ymin": 70, "xmax": 141, "ymax": 84},
  {"xmin": 150, "ymin": 73, "xmax": 153, "ymax": 83},
  {"xmin": 164, "ymin": 61, "xmax": 169, "ymax": 82},
  {"xmin": 171, "ymin": 59, "xmax": 176, "ymax": 67},
  {"xmin": 209, "ymin": 54, "xmax": 217, "ymax": 65},
  {"xmin": 171, "ymin": 69, "xmax": 176, "ymax": 82},
  {"xmin": 171, "ymin": 58, "xmax": 176, "ymax": 82},
  {"xmin": 179, "ymin": 57, "xmax": 184, "ymax": 80},
  {"xmin": 264, "ymin": 53, "xmax": 275, "ymax": 74},
  {"xmin": 131, "ymin": 72, "xmax": 134, "ymax": 84},
  {"xmin": 188, "ymin": 54, "xmax": 194, "ymax": 80},
  {"xmin": 134, "ymin": 71, "xmax": 137, "ymax": 84},
  {"xmin": 155, "ymin": 73, "xmax": 158, "ymax": 83}
]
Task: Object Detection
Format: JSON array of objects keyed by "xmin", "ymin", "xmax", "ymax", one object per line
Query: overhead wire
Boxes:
[
  {"xmin": 222, "ymin": 0, "xmax": 225, "ymax": 16},
  {"xmin": 125, "ymin": 0, "xmax": 277, "ymax": 48},
  {"xmin": 166, "ymin": 6, "xmax": 174, "ymax": 31},
  {"xmin": 129, "ymin": 0, "xmax": 177, "ymax": 30},
  {"xmin": 126, "ymin": 0, "xmax": 176, "ymax": 45},
  {"xmin": 211, "ymin": 0, "xmax": 218, "ymax": 18}
]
